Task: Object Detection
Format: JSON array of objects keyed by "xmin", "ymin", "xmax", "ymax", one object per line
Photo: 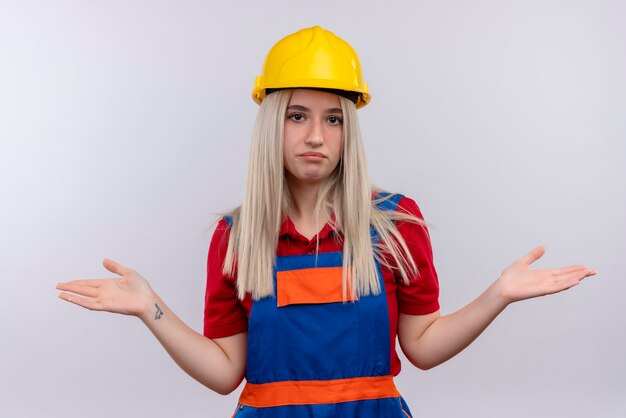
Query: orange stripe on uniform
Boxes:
[
  {"xmin": 239, "ymin": 375, "xmax": 400, "ymax": 408},
  {"xmin": 276, "ymin": 266, "xmax": 356, "ymax": 307}
]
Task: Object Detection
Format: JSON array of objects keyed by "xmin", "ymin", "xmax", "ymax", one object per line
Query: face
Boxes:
[{"xmin": 283, "ymin": 89, "xmax": 343, "ymax": 187}]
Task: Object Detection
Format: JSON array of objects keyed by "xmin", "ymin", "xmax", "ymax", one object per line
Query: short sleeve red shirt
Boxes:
[{"xmin": 203, "ymin": 196, "xmax": 440, "ymax": 376}]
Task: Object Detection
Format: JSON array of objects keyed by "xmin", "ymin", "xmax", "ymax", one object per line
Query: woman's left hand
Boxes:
[{"xmin": 496, "ymin": 246, "xmax": 596, "ymax": 304}]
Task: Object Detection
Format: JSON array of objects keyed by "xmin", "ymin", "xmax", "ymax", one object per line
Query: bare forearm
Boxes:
[
  {"xmin": 138, "ymin": 292, "xmax": 245, "ymax": 395},
  {"xmin": 56, "ymin": 260, "xmax": 247, "ymax": 394},
  {"xmin": 400, "ymin": 248, "xmax": 595, "ymax": 370},
  {"xmin": 400, "ymin": 281, "xmax": 508, "ymax": 370}
]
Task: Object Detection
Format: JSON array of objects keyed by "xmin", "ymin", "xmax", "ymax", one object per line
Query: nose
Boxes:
[{"xmin": 304, "ymin": 118, "xmax": 324, "ymax": 147}]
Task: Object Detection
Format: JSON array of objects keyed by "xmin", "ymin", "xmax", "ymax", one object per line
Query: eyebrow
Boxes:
[{"xmin": 287, "ymin": 105, "xmax": 343, "ymax": 114}]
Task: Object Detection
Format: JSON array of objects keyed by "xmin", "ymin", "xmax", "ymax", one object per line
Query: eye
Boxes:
[
  {"xmin": 288, "ymin": 113, "xmax": 305, "ymax": 122},
  {"xmin": 328, "ymin": 115, "xmax": 343, "ymax": 125}
]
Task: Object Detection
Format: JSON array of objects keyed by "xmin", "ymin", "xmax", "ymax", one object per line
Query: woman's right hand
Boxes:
[
  {"xmin": 57, "ymin": 259, "xmax": 248, "ymax": 394},
  {"xmin": 56, "ymin": 259, "xmax": 154, "ymax": 319}
]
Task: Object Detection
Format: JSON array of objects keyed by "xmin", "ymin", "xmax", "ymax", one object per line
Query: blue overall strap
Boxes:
[
  {"xmin": 372, "ymin": 191, "xmax": 404, "ymax": 212},
  {"xmin": 223, "ymin": 215, "xmax": 233, "ymax": 228},
  {"xmin": 370, "ymin": 192, "xmax": 405, "ymax": 243}
]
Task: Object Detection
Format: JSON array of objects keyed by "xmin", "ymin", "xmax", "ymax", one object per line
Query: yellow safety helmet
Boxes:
[{"xmin": 252, "ymin": 26, "xmax": 371, "ymax": 109}]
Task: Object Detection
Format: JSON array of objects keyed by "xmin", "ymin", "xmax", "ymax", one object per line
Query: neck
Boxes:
[
  {"xmin": 285, "ymin": 175, "xmax": 329, "ymax": 236},
  {"xmin": 287, "ymin": 178, "xmax": 320, "ymax": 218}
]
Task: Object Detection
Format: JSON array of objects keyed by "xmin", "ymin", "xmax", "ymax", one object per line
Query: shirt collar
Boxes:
[{"xmin": 279, "ymin": 213, "xmax": 338, "ymax": 241}]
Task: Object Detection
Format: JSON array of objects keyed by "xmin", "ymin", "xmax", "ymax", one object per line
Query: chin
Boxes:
[
  {"xmin": 286, "ymin": 169, "xmax": 332, "ymax": 185},
  {"xmin": 298, "ymin": 175, "xmax": 327, "ymax": 184}
]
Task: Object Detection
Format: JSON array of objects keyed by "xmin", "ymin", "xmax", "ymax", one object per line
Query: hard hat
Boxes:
[{"xmin": 252, "ymin": 26, "xmax": 370, "ymax": 109}]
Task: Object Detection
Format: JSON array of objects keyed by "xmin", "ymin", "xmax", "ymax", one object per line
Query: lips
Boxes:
[{"xmin": 299, "ymin": 152, "xmax": 326, "ymax": 158}]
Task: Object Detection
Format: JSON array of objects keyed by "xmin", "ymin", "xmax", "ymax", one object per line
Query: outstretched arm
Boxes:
[
  {"xmin": 56, "ymin": 259, "xmax": 246, "ymax": 395},
  {"xmin": 398, "ymin": 246, "xmax": 596, "ymax": 370}
]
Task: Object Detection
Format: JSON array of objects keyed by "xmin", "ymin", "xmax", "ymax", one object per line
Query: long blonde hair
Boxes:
[{"xmin": 223, "ymin": 90, "xmax": 425, "ymax": 300}]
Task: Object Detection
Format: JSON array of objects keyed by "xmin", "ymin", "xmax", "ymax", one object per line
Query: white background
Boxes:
[{"xmin": 1, "ymin": 1, "xmax": 624, "ymax": 417}]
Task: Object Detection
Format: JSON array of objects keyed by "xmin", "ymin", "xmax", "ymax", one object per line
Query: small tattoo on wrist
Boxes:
[{"xmin": 154, "ymin": 303, "xmax": 163, "ymax": 320}]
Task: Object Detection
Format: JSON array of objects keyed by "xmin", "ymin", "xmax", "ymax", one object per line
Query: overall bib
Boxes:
[{"xmin": 232, "ymin": 193, "xmax": 413, "ymax": 418}]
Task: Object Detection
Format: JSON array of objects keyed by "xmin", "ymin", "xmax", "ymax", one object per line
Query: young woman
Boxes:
[{"xmin": 56, "ymin": 26, "xmax": 595, "ymax": 417}]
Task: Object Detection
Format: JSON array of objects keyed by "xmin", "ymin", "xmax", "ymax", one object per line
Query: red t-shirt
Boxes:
[{"xmin": 203, "ymin": 196, "xmax": 440, "ymax": 376}]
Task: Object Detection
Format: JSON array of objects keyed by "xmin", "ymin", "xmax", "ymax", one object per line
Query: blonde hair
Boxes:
[{"xmin": 223, "ymin": 90, "xmax": 425, "ymax": 300}]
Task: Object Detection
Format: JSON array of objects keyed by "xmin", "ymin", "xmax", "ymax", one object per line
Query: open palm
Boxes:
[
  {"xmin": 56, "ymin": 259, "xmax": 153, "ymax": 317},
  {"xmin": 498, "ymin": 246, "xmax": 596, "ymax": 304}
]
